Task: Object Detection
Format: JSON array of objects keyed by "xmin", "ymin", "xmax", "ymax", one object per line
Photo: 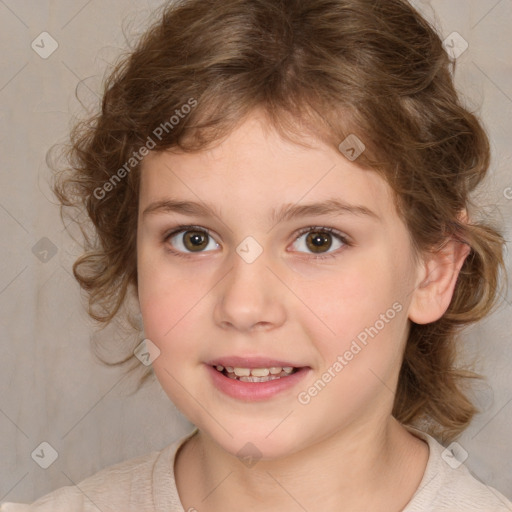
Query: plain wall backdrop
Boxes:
[{"xmin": 0, "ymin": 0, "xmax": 511, "ymax": 505}]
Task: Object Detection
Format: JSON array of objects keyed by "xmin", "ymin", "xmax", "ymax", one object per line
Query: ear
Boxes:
[{"xmin": 408, "ymin": 216, "xmax": 471, "ymax": 325}]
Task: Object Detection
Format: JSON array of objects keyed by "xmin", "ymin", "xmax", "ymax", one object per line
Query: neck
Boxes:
[{"xmin": 175, "ymin": 416, "xmax": 429, "ymax": 512}]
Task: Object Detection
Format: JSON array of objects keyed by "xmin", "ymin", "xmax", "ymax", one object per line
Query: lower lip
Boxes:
[{"xmin": 206, "ymin": 365, "xmax": 310, "ymax": 401}]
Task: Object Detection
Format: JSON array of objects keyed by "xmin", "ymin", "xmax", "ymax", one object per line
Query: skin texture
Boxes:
[{"xmin": 137, "ymin": 111, "xmax": 469, "ymax": 511}]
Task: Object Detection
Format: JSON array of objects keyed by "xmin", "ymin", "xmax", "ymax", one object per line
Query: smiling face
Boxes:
[{"xmin": 137, "ymin": 111, "xmax": 424, "ymax": 459}]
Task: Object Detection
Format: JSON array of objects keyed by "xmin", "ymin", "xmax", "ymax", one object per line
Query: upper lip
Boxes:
[{"xmin": 205, "ymin": 356, "xmax": 307, "ymax": 369}]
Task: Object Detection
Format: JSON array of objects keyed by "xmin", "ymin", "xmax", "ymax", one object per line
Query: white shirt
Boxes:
[{"xmin": 2, "ymin": 426, "xmax": 511, "ymax": 511}]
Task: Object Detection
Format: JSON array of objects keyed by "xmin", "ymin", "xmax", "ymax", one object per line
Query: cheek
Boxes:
[
  {"xmin": 297, "ymin": 278, "xmax": 409, "ymax": 421},
  {"xmin": 140, "ymin": 284, "xmax": 200, "ymax": 351},
  {"xmin": 138, "ymin": 243, "xmax": 195, "ymax": 332},
  {"xmin": 138, "ymin": 274, "xmax": 205, "ymax": 413},
  {"xmin": 295, "ymin": 255, "xmax": 400, "ymax": 334},
  {"xmin": 297, "ymin": 248, "xmax": 412, "ymax": 370},
  {"xmin": 137, "ymin": 252, "xmax": 202, "ymax": 359}
]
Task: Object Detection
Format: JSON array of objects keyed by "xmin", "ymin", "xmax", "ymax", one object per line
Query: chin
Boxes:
[{"xmin": 200, "ymin": 418, "xmax": 310, "ymax": 462}]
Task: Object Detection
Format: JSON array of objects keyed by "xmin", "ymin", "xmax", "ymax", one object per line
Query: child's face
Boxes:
[{"xmin": 137, "ymin": 111, "xmax": 422, "ymax": 458}]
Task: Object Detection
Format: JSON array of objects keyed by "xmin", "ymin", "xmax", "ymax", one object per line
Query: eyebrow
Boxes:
[{"xmin": 142, "ymin": 197, "xmax": 380, "ymax": 224}]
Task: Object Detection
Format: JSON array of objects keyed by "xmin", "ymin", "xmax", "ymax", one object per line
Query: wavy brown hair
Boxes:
[{"xmin": 53, "ymin": 0, "xmax": 507, "ymax": 443}]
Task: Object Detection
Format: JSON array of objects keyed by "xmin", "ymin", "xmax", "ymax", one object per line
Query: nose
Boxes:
[{"xmin": 213, "ymin": 250, "xmax": 287, "ymax": 333}]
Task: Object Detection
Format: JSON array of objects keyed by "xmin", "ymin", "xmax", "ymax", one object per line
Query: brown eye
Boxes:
[
  {"xmin": 167, "ymin": 228, "xmax": 219, "ymax": 253},
  {"xmin": 183, "ymin": 231, "xmax": 209, "ymax": 251},
  {"xmin": 306, "ymin": 231, "xmax": 333, "ymax": 253},
  {"xmin": 291, "ymin": 227, "xmax": 347, "ymax": 257}
]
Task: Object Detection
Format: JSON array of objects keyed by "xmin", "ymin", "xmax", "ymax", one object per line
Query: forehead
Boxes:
[{"xmin": 139, "ymin": 113, "xmax": 397, "ymax": 226}]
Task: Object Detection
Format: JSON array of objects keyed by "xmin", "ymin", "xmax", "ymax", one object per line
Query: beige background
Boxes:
[{"xmin": 0, "ymin": 0, "xmax": 511, "ymax": 505}]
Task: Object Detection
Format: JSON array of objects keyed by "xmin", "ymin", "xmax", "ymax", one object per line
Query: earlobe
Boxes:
[{"xmin": 408, "ymin": 237, "xmax": 471, "ymax": 325}]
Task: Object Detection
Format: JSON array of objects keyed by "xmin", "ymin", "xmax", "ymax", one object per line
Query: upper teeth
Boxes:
[{"xmin": 215, "ymin": 365, "xmax": 294, "ymax": 377}]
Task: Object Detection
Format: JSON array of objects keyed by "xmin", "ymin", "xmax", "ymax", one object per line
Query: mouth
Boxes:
[
  {"xmin": 205, "ymin": 358, "xmax": 310, "ymax": 401},
  {"xmin": 212, "ymin": 364, "xmax": 300, "ymax": 383}
]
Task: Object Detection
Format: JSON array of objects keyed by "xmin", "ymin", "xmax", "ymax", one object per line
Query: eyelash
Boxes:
[{"xmin": 162, "ymin": 224, "xmax": 351, "ymax": 260}]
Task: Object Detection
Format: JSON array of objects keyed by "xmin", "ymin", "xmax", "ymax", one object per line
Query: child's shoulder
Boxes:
[
  {"xmin": 404, "ymin": 426, "xmax": 512, "ymax": 511},
  {"xmin": 0, "ymin": 429, "xmax": 197, "ymax": 512}
]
